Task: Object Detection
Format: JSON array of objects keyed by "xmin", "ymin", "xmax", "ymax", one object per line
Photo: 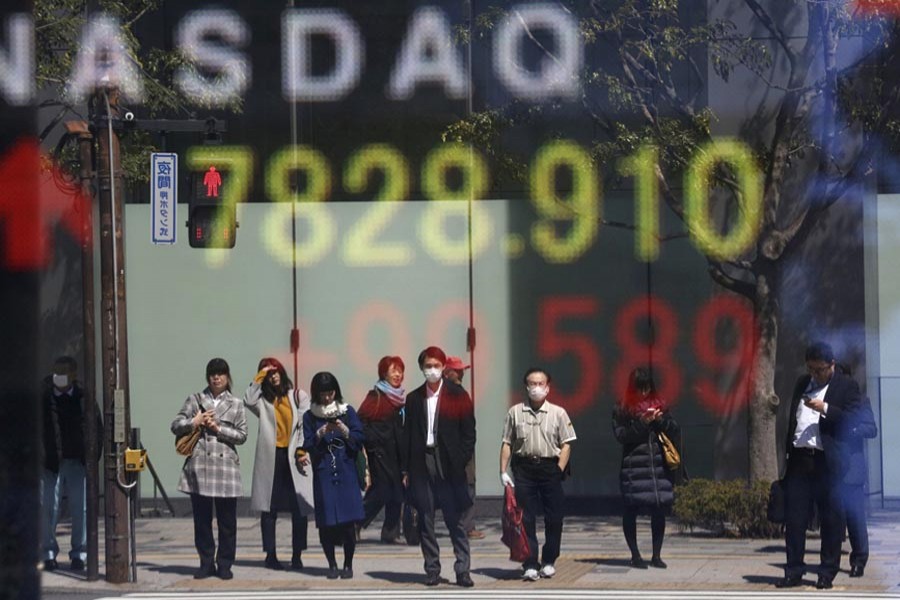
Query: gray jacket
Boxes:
[
  {"xmin": 243, "ymin": 382, "xmax": 314, "ymax": 514},
  {"xmin": 171, "ymin": 388, "xmax": 247, "ymax": 498}
]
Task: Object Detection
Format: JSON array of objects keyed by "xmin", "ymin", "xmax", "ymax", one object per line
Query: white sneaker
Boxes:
[
  {"xmin": 522, "ymin": 568, "xmax": 540, "ymax": 581},
  {"xmin": 540, "ymin": 564, "xmax": 556, "ymax": 578}
]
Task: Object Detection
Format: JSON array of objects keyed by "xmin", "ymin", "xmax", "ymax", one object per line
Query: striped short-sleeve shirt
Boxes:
[{"xmin": 501, "ymin": 400, "xmax": 576, "ymax": 458}]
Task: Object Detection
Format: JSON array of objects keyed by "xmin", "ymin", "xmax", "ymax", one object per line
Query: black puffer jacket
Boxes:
[{"xmin": 612, "ymin": 408, "xmax": 680, "ymax": 510}]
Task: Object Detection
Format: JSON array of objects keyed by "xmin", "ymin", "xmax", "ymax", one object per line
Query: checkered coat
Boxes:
[{"xmin": 171, "ymin": 388, "xmax": 248, "ymax": 498}]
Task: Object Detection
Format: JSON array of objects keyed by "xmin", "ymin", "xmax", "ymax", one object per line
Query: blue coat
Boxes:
[{"xmin": 302, "ymin": 405, "xmax": 365, "ymax": 528}]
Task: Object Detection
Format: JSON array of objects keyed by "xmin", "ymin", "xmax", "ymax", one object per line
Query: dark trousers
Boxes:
[
  {"xmin": 841, "ymin": 483, "xmax": 869, "ymax": 568},
  {"xmin": 418, "ymin": 451, "xmax": 470, "ymax": 576},
  {"xmin": 783, "ymin": 449, "xmax": 843, "ymax": 580},
  {"xmin": 460, "ymin": 481, "xmax": 477, "ymax": 533},
  {"xmin": 190, "ymin": 494, "xmax": 237, "ymax": 569},
  {"xmin": 362, "ymin": 486, "xmax": 401, "ymax": 541},
  {"xmin": 260, "ymin": 509, "xmax": 308, "ymax": 556},
  {"xmin": 512, "ymin": 458, "xmax": 565, "ymax": 570}
]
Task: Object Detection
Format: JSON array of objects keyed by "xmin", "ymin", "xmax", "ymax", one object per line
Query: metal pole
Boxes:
[
  {"xmin": 69, "ymin": 120, "xmax": 100, "ymax": 581},
  {"xmin": 96, "ymin": 88, "xmax": 132, "ymax": 583}
]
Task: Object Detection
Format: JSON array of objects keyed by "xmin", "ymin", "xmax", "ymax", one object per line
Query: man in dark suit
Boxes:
[
  {"xmin": 776, "ymin": 341, "xmax": 861, "ymax": 590},
  {"xmin": 400, "ymin": 346, "xmax": 476, "ymax": 588}
]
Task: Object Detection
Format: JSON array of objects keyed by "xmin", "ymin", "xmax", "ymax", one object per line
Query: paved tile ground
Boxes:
[{"xmin": 41, "ymin": 510, "xmax": 900, "ymax": 595}]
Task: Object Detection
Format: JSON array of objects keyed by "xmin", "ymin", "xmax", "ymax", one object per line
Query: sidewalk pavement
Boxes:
[{"xmin": 41, "ymin": 511, "xmax": 900, "ymax": 595}]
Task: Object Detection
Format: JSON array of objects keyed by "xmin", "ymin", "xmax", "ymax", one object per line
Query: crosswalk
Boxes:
[{"xmin": 98, "ymin": 590, "xmax": 900, "ymax": 600}]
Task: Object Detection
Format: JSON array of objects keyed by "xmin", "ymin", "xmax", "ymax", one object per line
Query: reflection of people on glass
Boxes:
[
  {"xmin": 243, "ymin": 357, "xmax": 313, "ymax": 571},
  {"xmin": 612, "ymin": 367, "xmax": 681, "ymax": 570},
  {"xmin": 301, "ymin": 372, "xmax": 365, "ymax": 579},
  {"xmin": 357, "ymin": 356, "xmax": 406, "ymax": 544},
  {"xmin": 499, "ymin": 367, "xmax": 576, "ymax": 581},
  {"xmin": 170, "ymin": 358, "xmax": 247, "ymax": 580},
  {"xmin": 443, "ymin": 356, "xmax": 484, "ymax": 540},
  {"xmin": 400, "ymin": 346, "xmax": 476, "ymax": 588},
  {"xmin": 834, "ymin": 364, "xmax": 878, "ymax": 579}
]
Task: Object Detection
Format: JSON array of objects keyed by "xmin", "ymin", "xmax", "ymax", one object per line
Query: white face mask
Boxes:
[
  {"xmin": 527, "ymin": 385, "xmax": 549, "ymax": 402},
  {"xmin": 52, "ymin": 374, "xmax": 69, "ymax": 388},
  {"xmin": 423, "ymin": 367, "xmax": 442, "ymax": 384}
]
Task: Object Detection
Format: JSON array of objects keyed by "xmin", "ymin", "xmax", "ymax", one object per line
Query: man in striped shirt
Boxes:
[{"xmin": 499, "ymin": 367, "xmax": 576, "ymax": 582}]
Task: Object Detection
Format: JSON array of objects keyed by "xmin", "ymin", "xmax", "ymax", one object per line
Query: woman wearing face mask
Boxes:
[
  {"xmin": 612, "ymin": 367, "xmax": 682, "ymax": 569},
  {"xmin": 301, "ymin": 372, "xmax": 365, "ymax": 579},
  {"xmin": 243, "ymin": 357, "xmax": 313, "ymax": 570},
  {"xmin": 170, "ymin": 358, "xmax": 247, "ymax": 580},
  {"xmin": 356, "ymin": 356, "xmax": 406, "ymax": 544}
]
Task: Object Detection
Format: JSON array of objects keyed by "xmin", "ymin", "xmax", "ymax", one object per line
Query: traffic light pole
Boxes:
[{"xmin": 95, "ymin": 88, "xmax": 133, "ymax": 584}]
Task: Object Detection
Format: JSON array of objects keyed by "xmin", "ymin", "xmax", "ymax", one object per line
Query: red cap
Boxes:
[{"xmin": 445, "ymin": 356, "xmax": 470, "ymax": 371}]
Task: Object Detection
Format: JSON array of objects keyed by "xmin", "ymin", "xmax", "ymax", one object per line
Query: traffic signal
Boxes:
[{"xmin": 187, "ymin": 165, "xmax": 237, "ymax": 248}]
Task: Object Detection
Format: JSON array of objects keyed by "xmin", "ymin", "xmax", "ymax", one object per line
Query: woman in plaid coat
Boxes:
[{"xmin": 171, "ymin": 358, "xmax": 248, "ymax": 580}]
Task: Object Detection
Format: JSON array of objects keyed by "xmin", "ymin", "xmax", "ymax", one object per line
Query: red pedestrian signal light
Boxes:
[{"xmin": 187, "ymin": 165, "xmax": 238, "ymax": 248}]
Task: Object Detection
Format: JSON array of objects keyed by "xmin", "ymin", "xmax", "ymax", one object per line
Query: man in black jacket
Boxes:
[
  {"xmin": 400, "ymin": 346, "xmax": 476, "ymax": 588},
  {"xmin": 776, "ymin": 342, "xmax": 861, "ymax": 590},
  {"xmin": 41, "ymin": 356, "xmax": 100, "ymax": 572}
]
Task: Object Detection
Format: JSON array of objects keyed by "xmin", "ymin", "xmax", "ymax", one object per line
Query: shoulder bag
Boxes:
[
  {"xmin": 658, "ymin": 431, "xmax": 681, "ymax": 471},
  {"xmin": 175, "ymin": 395, "xmax": 203, "ymax": 456}
]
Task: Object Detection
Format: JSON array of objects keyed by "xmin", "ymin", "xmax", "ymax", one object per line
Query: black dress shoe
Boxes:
[
  {"xmin": 193, "ymin": 565, "xmax": 216, "ymax": 579},
  {"xmin": 650, "ymin": 557, "xmax": 668, "ymax": 569},
  {"xmin": 425, "ymin": 573, "xmax": 441, "ymax": 586},
  {"xmin": 456, "ymin": 572, "xmax": 474, "ymax": 587},
  {"xmin": 849, "ymin": 565, "xmax": 865, "ymax": 578},
  {"xmin": 629, "ymin": 556, "xmax": 648, "ymax": 569},
  {"xmin": 264, "ymin": 552, "xmax": 284, "ymax": 570},
  {"xmin": 43, "ymin": 559, "xmax": 58, "ymax": 572},
  {"xmin": 775, "ymin": 575, "xmax": 803, "ymax": 588},
  {"xmin": 70, "ymin": 558, "xmax": 85, "ymax": 571},
  {"xmin": 340, "ymin": 567, "xmax": 354, "ymax": 579},
  {"xmin": 816, "ymin": 575, "xmax": 833, "ymax": 589},
  {"xmin": 217, "ymin": 566, "xmax": 233, "ymax": 580},
  {"xmin": 326, "ymin": 566, "xmax": 340, "ymax": 580},
  {"xmin": 290, "ymin": 555, "xmax": 304, "ymax": 570}
]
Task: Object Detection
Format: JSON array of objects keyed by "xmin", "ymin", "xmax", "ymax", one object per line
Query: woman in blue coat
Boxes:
[{"xmin": 301, "ymin": 372, "xmax": 365, "ymax": 579}]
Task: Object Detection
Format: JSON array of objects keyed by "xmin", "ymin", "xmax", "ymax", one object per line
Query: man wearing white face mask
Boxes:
[
  {"xmin": 400, "ymin": 346, "xmax": 476, "ymax": 588},
  {"xmin": 500, "ymin": 367, "xmax": 576, "ymax": 582},
  {"xmin": 40, "ymin": 356, "xmax": 101, "ymax": 572}
]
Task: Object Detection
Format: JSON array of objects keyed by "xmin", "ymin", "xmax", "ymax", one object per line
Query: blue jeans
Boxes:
[{"xmin": 41, "ymin": 460, "xmax": 87, "ymax": 561}]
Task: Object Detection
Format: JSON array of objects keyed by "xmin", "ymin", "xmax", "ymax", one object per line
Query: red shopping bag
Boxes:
[{"xmin": 500, "ymin": 485, "xmax": 530, "ymax": 562}]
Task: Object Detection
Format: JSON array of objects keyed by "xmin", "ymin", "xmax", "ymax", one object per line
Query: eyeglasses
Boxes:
[{"xmin": 807, "ymin": 364, "xmax": 832, "ymax": 376}]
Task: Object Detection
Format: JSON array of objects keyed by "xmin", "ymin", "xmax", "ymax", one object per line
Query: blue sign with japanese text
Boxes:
[{"xmin": 151, "ymin": 153, "xmax": 177, "ymax": 244}]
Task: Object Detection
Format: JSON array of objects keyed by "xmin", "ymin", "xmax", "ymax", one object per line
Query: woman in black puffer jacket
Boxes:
[{"xmin": 612, "ymin": 367, "xmax": 681, "ymax": 569}]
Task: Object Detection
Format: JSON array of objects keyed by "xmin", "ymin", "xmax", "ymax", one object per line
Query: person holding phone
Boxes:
[
  {"xmin": 612, "ymin": 367, "xmax": 681, "ymax": 570},
  {"xmin": 301, "ymin": 372, "xmax": 365, "ymax": 579},
  {"xmin": 776, "ymin": 342, "xmax": 862, "ymax": 589}
]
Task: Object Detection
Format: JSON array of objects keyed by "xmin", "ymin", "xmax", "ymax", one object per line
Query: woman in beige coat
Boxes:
[{"xmin": 243, "ymin": 357, "xmax": 314, "ymax": 570}]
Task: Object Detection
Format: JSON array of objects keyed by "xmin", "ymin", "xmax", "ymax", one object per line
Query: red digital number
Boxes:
[
  {"xmin": 537, "ymin": 296, "xmax": 602, "ymax": 416},
  {"xmin": 692, "ymin": 295, "xmax": 756, "ymax": 417},
  {"xmin": 613, "ymin": 295, "xmax": 681, "ymax": 408}
]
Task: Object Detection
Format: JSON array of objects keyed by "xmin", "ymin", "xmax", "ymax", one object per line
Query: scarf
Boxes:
[
  {"xmin": 374, "ymin": 380, "xmax": 406, "ymax": 409},
  {"xmin": 310, "ymin": 400, "xmax": 348, "ymax": 420}
]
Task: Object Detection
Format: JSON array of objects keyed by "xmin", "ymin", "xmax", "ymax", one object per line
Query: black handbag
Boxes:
[{"xmin": 767, "ymin": 479, "xmax": 785, "ymax": 524}]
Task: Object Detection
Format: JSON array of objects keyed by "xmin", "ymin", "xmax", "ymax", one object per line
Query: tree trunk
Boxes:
[{"xmin": 748, "ymin": 267, "xmax": 780, "ymax": 483}]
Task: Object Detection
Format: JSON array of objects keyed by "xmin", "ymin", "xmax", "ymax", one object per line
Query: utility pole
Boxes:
[
  {"xmin": 95, "ymin": 88, "xmax": 133, "ymax": 583},
  {"xmin": 67, "ymin": 119, "xmax": 101, "ymax": 582}
]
